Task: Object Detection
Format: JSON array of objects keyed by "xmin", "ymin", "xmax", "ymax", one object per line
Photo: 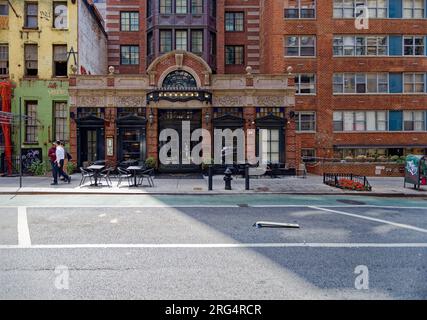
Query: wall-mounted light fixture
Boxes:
[
  {"xmin": 204, "ymin": 111, "xmax": 210, "ymax": 125},
  {"xmin": 148, "ymin": 109, "xmax": 154, "ymax": 125}
]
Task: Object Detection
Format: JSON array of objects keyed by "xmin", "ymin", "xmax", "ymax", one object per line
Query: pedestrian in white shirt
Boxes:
[{"xmin": 55, "ymin": 140, "xmax": 71, "ymax": 184}]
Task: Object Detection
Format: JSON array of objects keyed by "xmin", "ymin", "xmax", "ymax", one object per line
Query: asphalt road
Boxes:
[{"xmin": 0, "ymin": 194, "xmax": 426, "ymax": 299}]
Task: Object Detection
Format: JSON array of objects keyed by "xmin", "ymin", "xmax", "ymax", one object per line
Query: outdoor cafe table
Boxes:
[
  {"xmin": 127, "ymin": 166, "xmax": 144, "ymax": 187},
  {"xmin": 86, "ymin": 164, "xmax": 105, "ymax": 186}
]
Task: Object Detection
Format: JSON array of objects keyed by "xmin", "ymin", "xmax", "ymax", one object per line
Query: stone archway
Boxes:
[{"xmin": 146, "ymin": 51, "xmax": 212, "ymax": 88}]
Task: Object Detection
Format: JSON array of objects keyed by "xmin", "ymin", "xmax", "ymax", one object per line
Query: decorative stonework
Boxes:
[
  {"xmin": 256, "ymin": 95, "xmax": 285, "ymax": 106},
  {"xmin": 77, "ymin": 96, "xmax": 106, "ymax": 107},
  {"xmin": 115, "ymin": 96, "xmax": 145, "ymax": 107},
  {"xmin": 212, "ymin": 95, "xmax": 242, "ymax": 107}
]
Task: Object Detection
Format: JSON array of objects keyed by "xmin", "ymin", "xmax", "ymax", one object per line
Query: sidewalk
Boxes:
[{"xmin": 0, "ymin": 174, "xmax": 426, "ymax": 196}]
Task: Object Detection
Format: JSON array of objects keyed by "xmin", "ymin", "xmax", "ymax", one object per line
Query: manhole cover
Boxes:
[{"xmin": 336, "ymin": 199, "xmax": 366, "ymax": 205}]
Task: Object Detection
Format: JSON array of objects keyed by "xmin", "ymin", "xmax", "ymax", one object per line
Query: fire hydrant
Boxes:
[{"xmin": 224, "ymin": 167, "xmax": 233, "ymax": 190}]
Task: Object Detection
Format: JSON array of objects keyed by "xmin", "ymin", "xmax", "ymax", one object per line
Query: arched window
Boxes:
[{"xmin": 162, "ymin": 70, "xmax": 197, "ymax": 89}]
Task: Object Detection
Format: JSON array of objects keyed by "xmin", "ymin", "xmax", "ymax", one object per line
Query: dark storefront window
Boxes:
[
  {"xmin": 121, "ymin": 129, "xmax": 144, "ymax": 161},
  {"xmin": 213, "ymin": 107, "xmax": 243, "ymax": 118},
  {"xmin": 256, "ymin": 107, "xmax": 285, "ymax": 118},
  {"xmin": 118, "ymin": 108, "xmax": 146, "ymax": 118},
  {"xmin": 77, "ymin": 108, "xmax": 105, "ymax": 119}
]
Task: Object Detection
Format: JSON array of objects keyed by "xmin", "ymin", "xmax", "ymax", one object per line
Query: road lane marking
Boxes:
[
  {"xmin": 17, "ymin": 206, "xmax": 31, "ymax": 247},
  {"xmin": 309, "ymin": 206, "xmax": 427, "ymax": 234},
  {"xmin": 0, "ymin": 243, "xmax": 426, "ymax": 250}
]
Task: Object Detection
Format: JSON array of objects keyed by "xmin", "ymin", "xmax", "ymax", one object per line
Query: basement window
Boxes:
[{"xmin": 53, "ymin": 45, "xmax": 68, "ymax": 77}]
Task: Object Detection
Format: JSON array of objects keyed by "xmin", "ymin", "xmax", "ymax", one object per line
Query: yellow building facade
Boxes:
[{"xmin": 0, "ymin": 1, "xmax": 106, "ymax": 172}]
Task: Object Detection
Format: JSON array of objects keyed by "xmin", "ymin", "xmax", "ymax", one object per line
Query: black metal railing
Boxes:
[{"xmin": 323, "ymin": 173, "xmax": 372, "ymax": 191}]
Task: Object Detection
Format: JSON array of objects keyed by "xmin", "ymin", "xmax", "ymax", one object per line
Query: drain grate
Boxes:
[
  {"xmin": 336, "ymin": 199, "xmax": 366, "ymax": 205},
  {"xmin": 237, "ymin": 203, "xmax": 249, "ymax": 207}
]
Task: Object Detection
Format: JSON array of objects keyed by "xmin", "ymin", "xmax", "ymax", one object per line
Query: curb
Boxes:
[{"xmin": 0, "ymin": 190, "xmax": 426, "ymax": 197}]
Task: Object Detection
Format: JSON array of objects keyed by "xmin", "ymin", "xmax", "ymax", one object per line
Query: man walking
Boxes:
[
  {"xmin": 55, "ymin": 140, "xmax": 71, "ymax": 184},
  {"xmin": 48, "ymin": 142, "xmax": 58, "ymax": 185}
]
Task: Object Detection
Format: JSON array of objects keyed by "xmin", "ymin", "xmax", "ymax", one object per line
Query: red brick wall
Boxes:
[
  {"xmin": 106, "ymin": 0, "xmax": 146, "ymax": 74},
  {"xmin": 307, "ymin": 162, "xmax": 405, "ymax": 177},
  {"xmin": 259, "ymin": 0, "xmax": 427, "ymax": 160}
]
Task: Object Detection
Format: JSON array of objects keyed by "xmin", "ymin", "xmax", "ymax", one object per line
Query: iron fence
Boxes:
[{"xmin": 323, "ymin": 172, "xmax": 372, "ymax": 191}]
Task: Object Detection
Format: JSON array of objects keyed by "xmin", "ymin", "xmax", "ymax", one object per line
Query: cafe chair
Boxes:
[
  {"xmin": 117, "ymin": 167, "xmax": 132, "ymax": 187},
  {"xmin": 79, "ymin": 167, "xmax": 95, "ymax": 186},
  {"xmin": 138, "ymin": 168, "xmax": 155, "ymax": 187},
  {"xmin": 99, "ymin": 167, "xmax": 114, "ymax": 187}
]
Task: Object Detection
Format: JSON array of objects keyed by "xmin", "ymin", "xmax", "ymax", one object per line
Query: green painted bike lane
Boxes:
[{"xmin": 0, "ymin": 194, "xmax": 426, "ymax": 208}]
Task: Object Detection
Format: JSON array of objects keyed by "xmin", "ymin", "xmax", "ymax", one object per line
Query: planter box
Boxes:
[{"xmin": 308, "ymin": 162, "xmax": 404, "ymax": 177}]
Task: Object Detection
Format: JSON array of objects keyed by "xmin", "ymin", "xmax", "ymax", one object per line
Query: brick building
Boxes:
[
  {"xmin": 264, "ymin": 0, "xmax": 427, "ymax": 161},
  {"xmin": 69, "ymin": 0, "xmax": 427, "ymax": 173},
  {"xmin": 69, "ymin": 0, "xmax": 296, "ymax": 172}
]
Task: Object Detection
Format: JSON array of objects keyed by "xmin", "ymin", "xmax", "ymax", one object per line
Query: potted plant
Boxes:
[{"xmin": 145, "ymin": 156, "xmax": 157, "ymax": 169}]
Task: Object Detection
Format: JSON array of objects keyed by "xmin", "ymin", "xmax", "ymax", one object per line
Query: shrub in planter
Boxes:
[
  {"xmin": 337, "ymin": 178, "xmax": 371, "ymax": 191},
  {"xmin": 344, "ymin": 156, "xmax": 353, "ymax": 161},
  {"xmin": 356, "ymin": 155, "xmax": 367, "ymax": 162},
  {"xmin": 28, "ymin": 160, "xmax": 47, "ymax": 176},
  {"xmin": 376, "ymin": 155, "xmax": 387, "ymax": 162},
  {"xmin": 66, "ymin": 161, "xmax": 77, "ymax": 174},
  {"xmin": 145, "ymin": 156, "xmax": 157, "ymax": 169},
  {"xmin": 390, "ymin": 155, "xmax": 400, "ymax": 162},
  {"xmin": 201, "ymin": 158, "xmax": 214, "ymax": 172}
]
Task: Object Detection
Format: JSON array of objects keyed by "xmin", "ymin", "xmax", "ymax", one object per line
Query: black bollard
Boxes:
[
  {"xmin": 245, "ymin": 164, "xmax": 250, "ymax": 190},
  {"xmin": 224, "ymin": 167, "xmax": 233, "ymax": 190},
  {"xmin": 208, "ymin": 165, "xmax": 213, "ymax": 191}
]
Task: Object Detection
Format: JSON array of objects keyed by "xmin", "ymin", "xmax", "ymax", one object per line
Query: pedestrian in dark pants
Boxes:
[
  {"xmin": 48, "ymin": 143, "xmax": 59, "ymax": 185},
  {"xmin": 55, "ymin": 140, "xmax": 71, "ymax": 184}
]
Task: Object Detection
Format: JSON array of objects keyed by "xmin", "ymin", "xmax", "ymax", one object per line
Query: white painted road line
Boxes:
[
  {"xmin": 0, "ymin": 243, "xmax": 426, "ymax": 250},
  {"xmin": 17, "ymin": 206, "xmax": 31, "ymax": 247},
  {"xmin": 310, "ymin": 206, "xmax": 427, "ymax": 234}
]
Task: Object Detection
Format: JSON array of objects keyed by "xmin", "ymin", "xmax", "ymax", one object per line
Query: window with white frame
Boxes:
[
  {"xmin": 404, "ymin": 111, "xmax": 426, "ymax": 131},
  {"xmin": 301, "ymin": 148, "xmax": 316, "ymax": 162},
  {"xmin": 333, "ymin": 73, "xmax": 388, "ymax": 94},
  {"xmin": 261, "ymin": 129, "xmax": 281, "ymax": 163},
  {"xmin": 403, "ymin": 0, "xmax": 425, "ymax": 18},
  {"xmin": 120, "ymin": 12, "xmax": 139, "ymax": 31},
  {"xmin": 295, "ymin": 74, "xmax": 316, "ymax": 94},
  {"xmin": 284, "ymin": 0, "xmax": 316, "ymax": 19},
  {"xmin": 0, "ymin": 44, "xmax": 8, "ymax": 75},
  {"xmin": 25, "ymin": 101, "xmax": 38, "ymax": 143},
  {"xmin": 333, "ymin": 35, "xmax": 388, "ymax": 56},
  {"xmin": 333, "ymin": 0, "xmax": 387, "ymax": 18},
  {"xmin": 334, "ymin": 111, "xmax": 388, "ymax": 132},
  {"xmin": 295, "ymin": 112, "xmax": 316, "ymax": 131},
  {"xmin": 404, "ymin": 36, "xmax": 425, "ymax": 56},
  {"xmin": 175, "ymin": 30, "xmax": 188, "ymax": 51},
  {"xmin": 285, "ymin": 36, "xmax": 316, "ymax": 56},
  {"xmin": 404, "ymin": 73, "xmax": 426, "ymax": 93}
]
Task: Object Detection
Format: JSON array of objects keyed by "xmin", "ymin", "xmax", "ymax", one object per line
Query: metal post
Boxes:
[
  {"xmin": 19, "ymin": 97, "xmax": 22, "ymax": 188},
  {"xmin": 208, "ymin": 165, "xmax": 213, "ymax": 191},
  {"xmin": 245, "ymin": 164, "xmax": 250, "ymax": 190}
]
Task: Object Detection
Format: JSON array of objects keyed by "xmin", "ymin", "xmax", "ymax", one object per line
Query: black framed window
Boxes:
[
  {"xmin": 191, "ymin": 0, "xmax": 203, "ymax": 14},
  {"xmin": 225, "ymin": 45, "xmax": 244, "ymax": 65},
  {"xmin": 225, "ymin": 12, "xmax": 244, "ymax": 31},
  {"xmin": 120, "ymin": 45, "xmax": 139, "ymax": 65},
  {"xmin": 24, "ymin": 2, "xmax": 38, "ymax": 28},
  {"xmin": 120, "ymin": 12, "xmax": 139, "ymax": 31},
  {"xmin": 54, "ymin": 101, "xmax": 67, "ymax": 142},
  {"xmin": 160, "ymin": 30, "xmax": 172, "ymax": 53},
  {"xmin": 295, "ymin": 74, "xmax": 316, "ymax": 94},
  {"xmin": 25, "ymin": 101, "xmax": 38, "ymax": 143},
  {"xmin": 191, "ymin": 30, "xmax": 203, "ymax": 53},
  {"xmin": 147, "ymin": 32, "xmax": 154, "ymax": 56},
  {"xmin": 0, "ymin": 2, "xmax": 9, "ymax": 16},
  {"xmin": 175, "ymin": 30, "xmax": 188, "ymax": 51},
  {"xmin": 256, "ymin": 107, "xmax": 285, "ymax": 118},
  {"xmin": 147, "ymin": 0, "xmax": 153, "ymax": 17},
  {"xmin": 162, "ymin": 70, "xmax": 197, "ymax": 89},
  {"xmin": 176, "ymin": 0, "xmax": 188, "ymax": 14},
  {"xmin": 160, "ymin": 0, "xmax": 172, "ymax": 14},
  {"xmin": 284, "ymin": 0, "xmax": 316, "ymax": 18},
  {"xmin": 210, "ymin": 32, "xmax": 216, "ymax": 55},
  {"xmin": 210, "ymin": 0, "xmax": 216, "ymax": 17},
  {"xmin": 260, "ymin": 129, "xmax": 281, "ymax": 164}
]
